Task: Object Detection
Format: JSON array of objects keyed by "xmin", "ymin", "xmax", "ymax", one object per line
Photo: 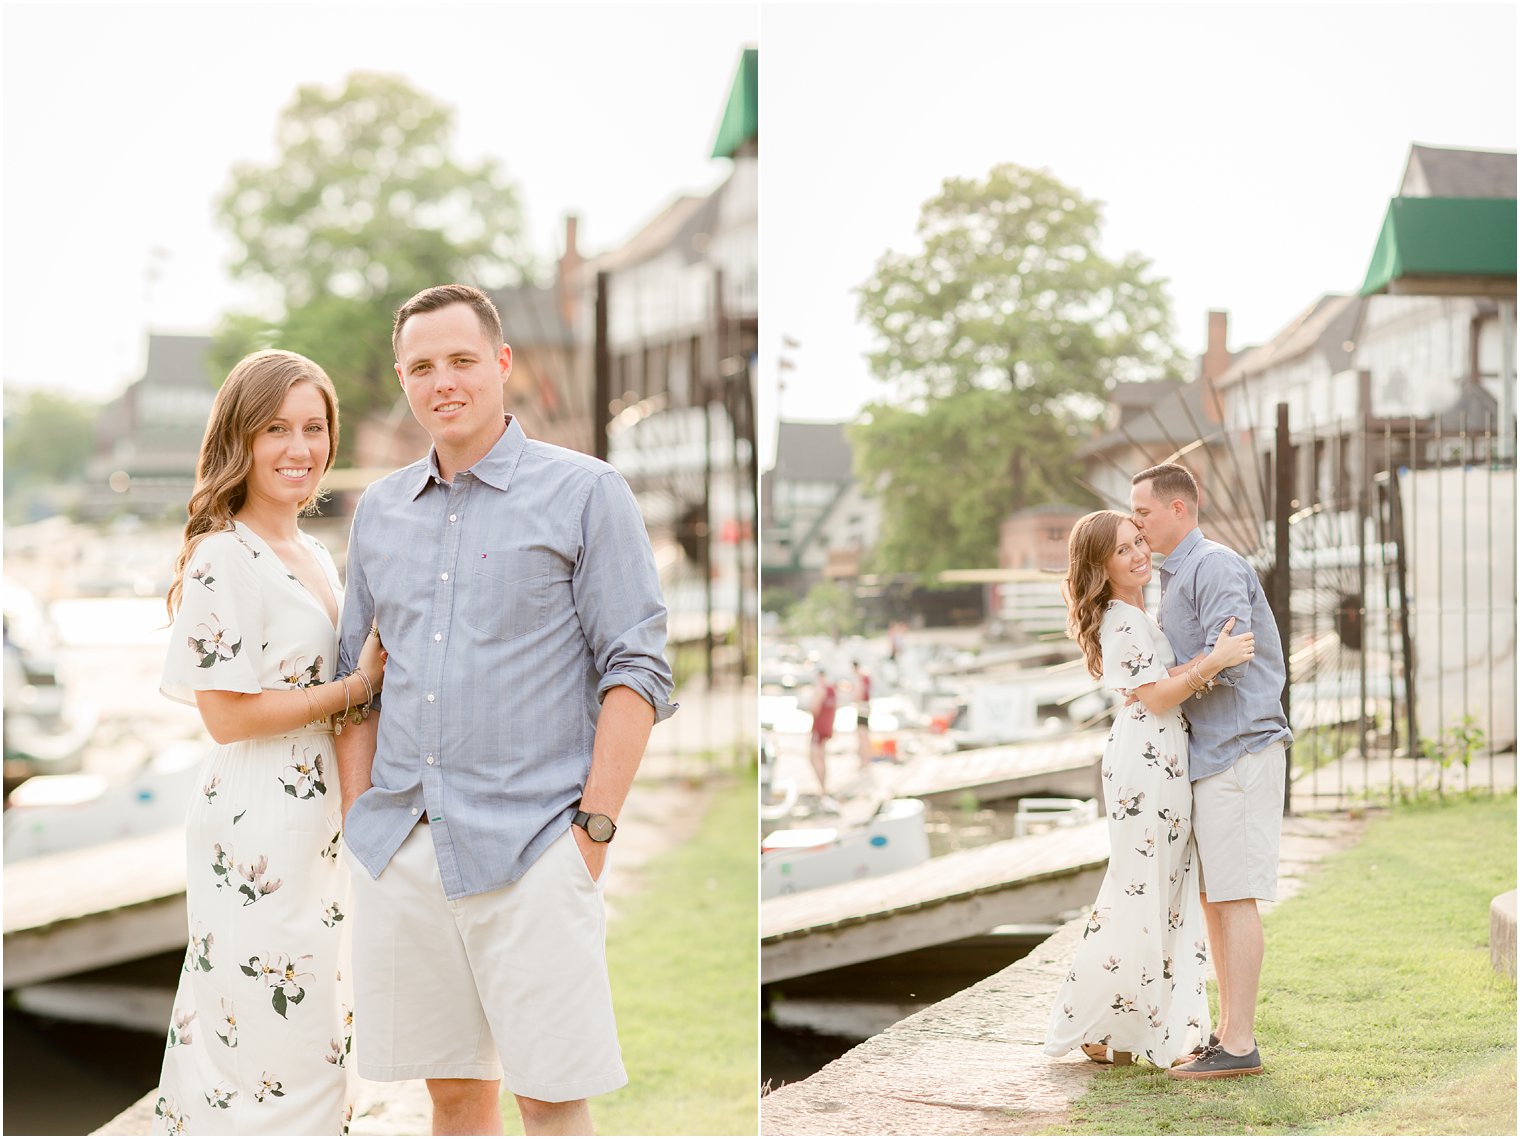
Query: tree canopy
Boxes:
[
  {"xmin": 854, "ymin": 163, "xmax": 1183, "ymax": 574},
  {"xmin": 215, "ymin": 71, "xmax": 535, "ymax": 432}
]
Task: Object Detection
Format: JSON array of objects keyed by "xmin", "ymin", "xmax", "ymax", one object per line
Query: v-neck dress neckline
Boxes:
[{"xmin": 231, "ymin": 521, "xmax": 340, "ymax": 632}]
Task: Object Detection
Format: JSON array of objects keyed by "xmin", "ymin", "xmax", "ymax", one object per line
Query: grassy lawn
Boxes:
[
  {"xmin": 1060, "ymin": 793, "xmax": 1517, "ymax": 1136},
  {"xmin": 502, "ymin": 773, "xmax": 758, "ymax": 1136}
]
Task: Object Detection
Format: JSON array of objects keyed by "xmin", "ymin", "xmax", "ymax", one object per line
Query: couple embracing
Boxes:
[
  {"xmin": 156, "ymin": 284, "xmax": 675, "ymax": 1135},
  {"xmin": 1044, "ymin": 463, "xmax": 1292, "ymax": 1079}
]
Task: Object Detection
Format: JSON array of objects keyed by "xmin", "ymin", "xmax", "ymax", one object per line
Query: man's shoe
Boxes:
[
  {"xmin": 1166, "ymin": 1043, "xmax": 1263, "ymax": 1079},
  {"xmin": 1171, "ymin": 1032, "xmax": 1220, "ymax": 1066}
]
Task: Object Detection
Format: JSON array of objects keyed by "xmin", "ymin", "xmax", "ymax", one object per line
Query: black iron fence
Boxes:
[{"xmin": 1203, "ymin": 400, "xmax": 1516, "ymax": 809}]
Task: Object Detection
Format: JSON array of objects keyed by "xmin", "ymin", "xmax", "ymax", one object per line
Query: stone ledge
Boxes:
[
  {"xmin": 762, "ymin": 918, "xmax": 1094, "ymax": 1136},
  {"xmin": 1492, "ymin": 889, "xmax": 1517, "ymax": 980}
]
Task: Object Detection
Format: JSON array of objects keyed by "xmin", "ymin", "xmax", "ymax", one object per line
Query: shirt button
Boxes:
[
  {"xmin": 440, "ymin": 572, "xmax": 449, "ymax": 581},
  {"xmin": 449, "ymin": 514, "xmax": 457, "ymax": 523},
  {"xmin": 427, "ymin": 693, "xmax": 435, "ymax": 703},
  {"xmin": 411, "ymin": 808, "xmax": 419, "ymax": 816},
  {"xmin": 434, "ymin": 632, "xmax": 442, "ymax": 642},
  {"xmin": 426, "ymin": 755, "xmax": 436, "ymax": 765}
]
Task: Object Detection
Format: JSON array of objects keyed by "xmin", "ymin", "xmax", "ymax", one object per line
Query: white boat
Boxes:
[{"xmin": 761, "ymin": 798, "xmax": 931, "ymax": 899}]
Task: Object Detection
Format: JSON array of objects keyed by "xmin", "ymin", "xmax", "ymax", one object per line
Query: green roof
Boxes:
[
  {"xmin": 1360, "ymin": 196, "xmax": 1517, "ymax": 297},
  {"xmin": 710, "ymin": 47, "xmax": 757, "ymax": 160}
]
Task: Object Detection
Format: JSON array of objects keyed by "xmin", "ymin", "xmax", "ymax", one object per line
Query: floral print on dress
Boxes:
[
  {"xmin": 216, "ymin": 998, "xmax": 238, "ymax": 1048},
  {"xmin": 184, "ymin": 926, "xmax": 214, "ymax": 973},
  {"xmin": 279, "ymin": 655, "xmax": 324, "ymax": 688},
  {"xmin": 280, "ymin": 747, "xmax": 328, "ymax": 800},
  {"xmin": 1044, "ymin": 600, "xmax": 1211, "ymax": 1068},
  {"xmin": 188, "ymin": 616, "xmax": 242, "ymax": 670},
  {"xmin": 241, "ymin": 951, "xmax": 315, "ymax": 1019},
  {"xmin": 236, "ymin": 854, "xmax": 284, "ymax": 907},
  {"xmin": 154, "ymin": 1096, "xmax": 189, "ymax": 1135},
  {"xmin": 167, "ymin": 1008, "xmax": 196, "ymax": 1048},
  {"xmin": 159, "ymin": 523, "xmax": 353, "ymax": 1134}
]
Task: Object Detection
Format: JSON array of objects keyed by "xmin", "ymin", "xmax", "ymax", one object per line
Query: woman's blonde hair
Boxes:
[
  {"xmin": 166, "ymin": 350, "xmax": 339, "ymax": 618},
  {"xmin": 1063, "ymin": 509, "xmax": 1135, "ymax": 679}
]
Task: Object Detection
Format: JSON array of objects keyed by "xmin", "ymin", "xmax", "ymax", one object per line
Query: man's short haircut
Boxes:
[
  {"xmin": 392, "ymin": 284, "xmax": 504, "ymax": 358},
  {"xmin": 1131, "ymin": 462, "xmax": 1199, "ymax": 510}
]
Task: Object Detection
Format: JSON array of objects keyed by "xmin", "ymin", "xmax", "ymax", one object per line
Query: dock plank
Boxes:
[
  {"xmin": 762, "ymin": 821, "xmax": 1110, "ymax": 983},
  {"xmin": 4, "ymin": 828, "xmax": 188, "ymax": 989},
  {"xmin": 893, "ymin": 730, "xmax": 1106, "ymax": 803}
]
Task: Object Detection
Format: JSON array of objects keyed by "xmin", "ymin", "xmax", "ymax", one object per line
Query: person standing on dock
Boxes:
[
  {"xmin": 851, "ymin": 659, "xmax": 873, "ymax": 768},
  {"xmin": 1130, "ymin": 462, "xmax": 1292, "ymax": 1081},
  {"xmin": 1042, "ymin": 510, "xmax": 1255, "ymax": 1070},
  {"xmin": 335, "ymin": 284, "xmax": 676, "ymax": 1135},
  {"xmin": 809, "ymin": 667, "xmax": 840, "ymax": 810}
]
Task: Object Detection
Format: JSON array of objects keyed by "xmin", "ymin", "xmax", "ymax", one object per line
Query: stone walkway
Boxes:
[{"xmin": 759, "ymin": 811, "xmax": 1367, "ymax": 1136}]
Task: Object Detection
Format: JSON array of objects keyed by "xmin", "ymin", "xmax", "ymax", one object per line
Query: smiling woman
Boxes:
[{"xmin": 154, "ymin": 349, "xmax": 388, "ymax": 1135}]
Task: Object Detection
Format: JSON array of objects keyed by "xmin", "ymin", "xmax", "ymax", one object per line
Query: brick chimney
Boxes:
[
  {"xmin": 1203, "ymin": 310, "xmax": 1230, "ymax": 383},
  {"xmin": 1200, "ymin": 310, "xmax": 1230, "ymax": 423},
  {"xmin": 556, "ymin": 214, "xmax": 583, "ymax": 328}
]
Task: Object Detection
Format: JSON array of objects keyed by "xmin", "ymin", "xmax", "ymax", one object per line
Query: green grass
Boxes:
[
  {"xmin": 502, "ymin": 773, "xmax": 758, "ymax": 1136},
  {"xmin": 1059, "ymin": 793, "xmax": 1517, "ymax": 1136}
]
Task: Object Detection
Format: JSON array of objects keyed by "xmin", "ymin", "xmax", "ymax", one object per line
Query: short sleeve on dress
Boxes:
[
  {"xmin": 161, "ymin": 531, "xmax": 265, "ymax": 705},
  {"xmin": 1098, "ymin": 602, "xmax": 1170, "ymax": 691}
]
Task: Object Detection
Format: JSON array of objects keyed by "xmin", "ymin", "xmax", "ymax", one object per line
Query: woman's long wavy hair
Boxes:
[
  {"xmin": 1063, "ymin": 510, "xmax": 1135, "ymax": 679},
  {"xmin": 166, "ymin": 350, "xmax": 339, "ymax": 619}
]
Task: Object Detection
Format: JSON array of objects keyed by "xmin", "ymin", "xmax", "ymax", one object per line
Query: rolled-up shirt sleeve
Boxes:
[
  {"xmin": 574, "ymin": 470, "xmax": 678, "ymax": 722},
  {"xmin": 1196, "ymin": 553, "xmax": 1256, "ymax": 689}
]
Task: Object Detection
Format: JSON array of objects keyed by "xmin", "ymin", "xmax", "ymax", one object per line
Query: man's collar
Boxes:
[
  {"xmin": 405, "ymin": 416, "xmax": 526, "ymax": 499},
  {"xmin": 1159, "ymin": 526, "xmax": 1204, "ymax": 575}
]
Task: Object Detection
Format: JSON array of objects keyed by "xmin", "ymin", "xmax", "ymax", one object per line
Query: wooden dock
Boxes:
[
  {"xmin": 4, "ymin": 828, "xmax": 188, "ymax": 989},
  {"xmin": 891, "ymin": 730, "xmax": 1106, "ymax": 805},
  {"xmin": 761, "ymin": 820, "xmax": 1109, "ymax": 984}
]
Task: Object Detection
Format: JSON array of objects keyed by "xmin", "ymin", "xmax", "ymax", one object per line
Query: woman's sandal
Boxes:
[{"xmin": 1080, "ymin": 1042, "xmax": 1134, "ymax": 1066}]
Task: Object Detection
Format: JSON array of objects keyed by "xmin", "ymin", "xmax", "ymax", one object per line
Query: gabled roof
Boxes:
[
  {"xmin": 489, "ymin": 285, "xmax": 575, "ymax": 348},
  {"xmin": 772, "ymin": 420, "xmax": 854, "ymax": 484},
  {"xmin": 1402, "ymin": 144, "xmax": 1517, "ymax": 198},
  {"xmin": 141, "ymin": 334, "xmax": 216, "ymax": 389},
  {"xmin": 1078, "ymin": 379, "xmax": 1219, "ymax": 458},
  {"xmin": 582, "ymin": 184, "xmax": 728, "ymax": 275},
  {"xmin": 1214, "ymin": 294, "xmax": 1365, "ymax": 389}
]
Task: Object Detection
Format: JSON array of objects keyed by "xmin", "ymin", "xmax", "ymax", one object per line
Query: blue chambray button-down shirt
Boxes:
[
  {"xmin": 337, "ymin": 416, "xmax": 677, "ymax": 899},
  {"xmin": 1157, "ymin": 527, "xmax": 1292, "ymax": 782}
]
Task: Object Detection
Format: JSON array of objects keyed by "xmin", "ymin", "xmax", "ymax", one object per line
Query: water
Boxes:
[
  {"xmin": 761, "ymin": 932, "xmax": 1051, "ymax": 1090},
  {"xmin": 4, "ymin": 952, "xmax": 180, "ymax": 1135}
]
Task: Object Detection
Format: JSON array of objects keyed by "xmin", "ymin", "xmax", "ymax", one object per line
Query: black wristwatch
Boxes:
[{"xmin": 572, "ymin": 807, "xmax": 617, "ymax": 843}]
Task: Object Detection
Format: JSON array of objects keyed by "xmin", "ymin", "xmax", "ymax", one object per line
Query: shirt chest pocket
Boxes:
[{"xmin": 464, "ymin": 548, "xmax": 559, "ymax": 642}]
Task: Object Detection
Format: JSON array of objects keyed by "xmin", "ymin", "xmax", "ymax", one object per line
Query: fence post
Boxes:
[{"xmin": 1275, "ymin": 402, "xmax": 1294, "ymax": 814}]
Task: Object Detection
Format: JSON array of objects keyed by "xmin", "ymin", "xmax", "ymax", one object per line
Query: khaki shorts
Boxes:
[
  {"xmin": 1191, "ymin": 741, "xmax": 1287, "ymax": 903},
  {"xmin": 349, "ymin": 824, "xmax": 626, "ymax": 1102}
]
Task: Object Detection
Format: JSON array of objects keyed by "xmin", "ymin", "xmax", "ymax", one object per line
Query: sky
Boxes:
[
  {"xmin": 1, "ymin": 1, "xmax": 756, "ymax": 401},
  {"xmin": 757, "ymin": 1, "xmax": 1517, "ymax": 469}
]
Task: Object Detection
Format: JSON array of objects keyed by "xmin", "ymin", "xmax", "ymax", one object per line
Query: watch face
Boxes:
[{"xmin": 586, "ymin": 813, "xmax": 615, "ymax": 842}]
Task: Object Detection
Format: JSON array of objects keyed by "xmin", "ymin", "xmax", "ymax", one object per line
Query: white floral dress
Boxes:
[
  {"xmin": 155, "ymin": 522, "xmax": 355, "ymax": 1135},
  {"xmin": 1043, "ymin": 599, "xmax": 1210, "ymax": 1067}
]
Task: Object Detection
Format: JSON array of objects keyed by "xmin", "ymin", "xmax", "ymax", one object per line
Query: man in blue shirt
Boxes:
[
  {"xmin": 1130, "ymin": 463, "xmax": 1291, "ymax": 1080},
  {"xmin": 336, "ymin": 284, "xmax": 675, "ymax": 1133}
]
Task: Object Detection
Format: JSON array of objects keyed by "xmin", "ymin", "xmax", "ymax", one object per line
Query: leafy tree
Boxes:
[
  {"xmin": 3, "ymin": 389, "xmax": 100, "ymax": 522},
  {"xmin": 785, "ymin": 580, "xmax": 861, "ymax": 639},
  {"xmin": 854, "ymin": 163, "xmax": 1183, "ymax": 574},
  {"xmin": 215, "ymin": 71, "xmax": 536, "ymax": 432}
]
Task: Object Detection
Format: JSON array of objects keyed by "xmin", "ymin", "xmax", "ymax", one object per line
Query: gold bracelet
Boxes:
[
  {"xmin": 356, "ymin": 668, "xmax": 375, "ymax": 706},
  {"xmin": 302, "ymin": 685, "xmax": 320, "ymax": 725}
]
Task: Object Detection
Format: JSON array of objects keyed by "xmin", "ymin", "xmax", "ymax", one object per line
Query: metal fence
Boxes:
[{"xmin": 1196, "ymin": 399, "xmax": 1516, "ymax": 810}]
